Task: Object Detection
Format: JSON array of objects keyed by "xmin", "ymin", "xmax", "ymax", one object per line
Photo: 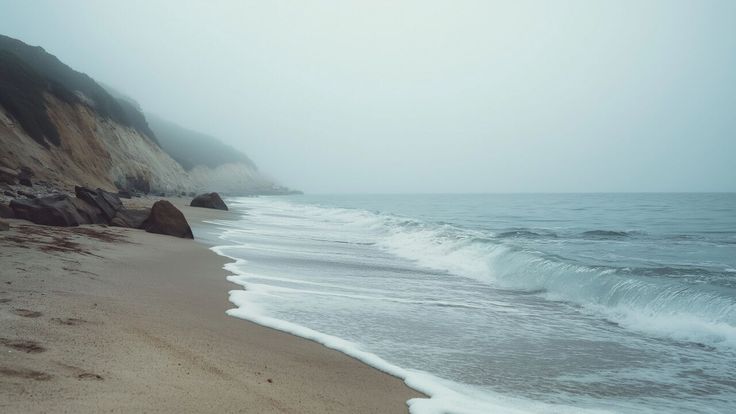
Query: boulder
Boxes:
[
  {"xmin": 3, "ymin": 190, "xmax": 15, "ymax": 197},
  {"xmin": 190, "ymin": 192, "xmax": 228, "ymax": 211},
  {"xmin": 100, "ymin": 189, "xmax": 123, "ymax": 211},
  {"xmin": 141, "ymin": 200, "xmax": 193, "ymax": 239},
  {"xmin": 75, "ymin": 186, "xmax": 122, "ymax": 222},
  {"xmin": 0, "ymin": 203, "xmax": 14, "ymax": 219},
  {"xmin": 110, "ymin": 208, "xmax": 151, "ymax": 229},
  {"xmin": 10, "ymin": 195, "xmax": 89, "ymax": 227},
  {"xmin": 117, "ymin": 190, "xmax": 132, "ymax": 199},
  {"xmin": 70, "ymin": 198, "xmax": 107, "ymax": 224},
  {"xmin": 0, "ymin": 220, "xmax": 8, "ymax": 231}
]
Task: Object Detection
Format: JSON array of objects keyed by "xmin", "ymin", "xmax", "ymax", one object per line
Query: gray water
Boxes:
[{"xmin": 209, "ymin": 193, "xmax": 736, "ymax": 413}]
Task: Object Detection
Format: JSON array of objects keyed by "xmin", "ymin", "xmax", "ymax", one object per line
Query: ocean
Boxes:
[{"xmin": 201, "ymin": 193, "xmax": 736, "ymax": 413}]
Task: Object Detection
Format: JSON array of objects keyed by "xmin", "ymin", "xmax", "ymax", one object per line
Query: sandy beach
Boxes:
[{"xmin": 0, "ymin": 198, "xmax": 420, "ymax": 413}]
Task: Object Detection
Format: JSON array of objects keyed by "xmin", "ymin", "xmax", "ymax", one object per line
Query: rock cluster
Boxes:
[
  {"xmin": 4, "ymin": 186, "xmax": 194, "ymax": 239},
  {"xmin": 190, "ymin": 192, "xmax": 228, "ymax": 211}
]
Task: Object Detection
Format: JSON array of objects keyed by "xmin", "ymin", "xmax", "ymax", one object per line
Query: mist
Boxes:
[{"xmin": 1, "ymin": 0, "xmax": 734, "ymax": 193}]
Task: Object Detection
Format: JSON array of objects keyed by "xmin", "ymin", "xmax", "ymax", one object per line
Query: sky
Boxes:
[{"xmin": 0, "ymin": 0, "xmax": 734, "ymax": 193}]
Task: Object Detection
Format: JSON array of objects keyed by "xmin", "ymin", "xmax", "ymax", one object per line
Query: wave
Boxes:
[
  {"xmin": 371, "ymin": 216, "xmax": 736, "ymax": 350},
  {"xmin": 580, "ymin": 230, "xmax": 633, "ymax": 238},
  {"xmin": 221, "ymin": 197, "xmax": 736, "ymax": 350},
  {"xmin": 497, "ymin": 230, "xmax": 558, "ymax": 239},
  {"xmin": 212, "ymin": 245, "xmax": 614, "ymax": 414}
]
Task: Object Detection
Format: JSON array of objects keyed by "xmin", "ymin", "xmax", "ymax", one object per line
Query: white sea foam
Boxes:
[
  {"xmin": 373, "ymin": 215, "xmax": 736, "ymax": 350},
  {"xmin": 206, "ymin": 196, "xmax": 736, "ymax": 413},
  {"xmin": 213, "ymin": 244, "xmax": 616, "ymax": 414},
  {"xmin": 227, "ymin": 197, "xmax": 736, "ymax": 351}
]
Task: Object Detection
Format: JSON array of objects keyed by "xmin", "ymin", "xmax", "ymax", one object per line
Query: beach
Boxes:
[{"xmin": 0, "ymin": 198, "xmax": 420, "ymax": 413}]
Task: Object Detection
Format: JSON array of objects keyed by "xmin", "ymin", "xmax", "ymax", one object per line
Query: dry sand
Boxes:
[{"xmin": 0, "ymin": 198, "xmax": 421, "ymax": 413}]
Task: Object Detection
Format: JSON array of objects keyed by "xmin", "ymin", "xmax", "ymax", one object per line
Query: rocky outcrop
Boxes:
[
  {"xmin": 110, "ymin": 208, "xmax": 150, "ymax": 229},
  {"xmin": 7, "ymin": 187, "xmax": 127, "ymax": 228},
  {"xmin": 71, "ymin": 197, "xmax": 108, "ymax": 224},
  {"xmin": 190, "ymin": 192, "xmax": 228, "ymax": 211},
  {"xmin": 75, "ymin": 186, "xmax": 122, "ymax": 222},
  {"xmin": 10, "ymin": 195, "xmax": 88, "ymax": 227},
  {"xmin": 141, "ymin": 200, "xmax": 193, "ymax": 239}
]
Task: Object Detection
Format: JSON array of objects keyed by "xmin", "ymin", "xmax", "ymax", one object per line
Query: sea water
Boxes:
[{"xmin": 203, "ymin": 193, "xmax": 736, "ymax": 413}]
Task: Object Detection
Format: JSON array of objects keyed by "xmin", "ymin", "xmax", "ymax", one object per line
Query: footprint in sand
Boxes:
[
  {"xmin": 0, "ymin": 367, "xmax": 52, "ymax": 381},
  {"xmin": 51, "ymin": 317, "xmax": 87, "ymax": 326},
  {"xmin": 0, "ymin": 338, "xmax": 46, "ymax": 353},
  {"xmin": 77, "ymin": 372, "xmax": 103, "ymax": 381},
  {"xmin": 11, "ymin": 308, "xmax": 42, "ymax": 318}
]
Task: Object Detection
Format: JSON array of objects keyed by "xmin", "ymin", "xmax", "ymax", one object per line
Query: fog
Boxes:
[{"xmin": 1, "ymin": 0, "xmax": 734, "ymax": 193}]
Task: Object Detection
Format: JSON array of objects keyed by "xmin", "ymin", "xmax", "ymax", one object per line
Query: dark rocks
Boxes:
[
  {"xmin": 70, "ymin": 197, "xmax": 107, "ymax": 224},
  {"xmin": 190, "ymin": 192, "xmax": 228, "ymax": 211},
  {"xmin": 10, "ymin": 195, "xmax": 88, "ymax": 227},
  {"xmin": 17, "ymin": 190, "xmax": 37, "ymax": 199},
  {"xmin": 3, "ymin": 190, "xmax": 14, "ymax": 197},
  {"xmin": 74, "ymin": 186, "xmax": 122, "ymax": 222},
  {"xmin": 117, "ymin": 190, "xmax": 132, "ymax": 199},
  {"xmin": 18, "ymin": 167, "xmax": 33, "ymax": 187},
  {"xmin": 0, "ymin": 203, "xmax": 14, "ymax": 219},
  {"xmin": 0, "ymin": 220, "xmax": 8, "ymax": 231},
  {"xmin": 141, "ymin": 200, "xmax": 193, "ymax": 239},
  {"xmin": 99, "ymin": 189, "xmax": 122, "ymax": 211},
  {"xmin": 110, "ymin": 208, "xmax": 150, "ymax": 229}
]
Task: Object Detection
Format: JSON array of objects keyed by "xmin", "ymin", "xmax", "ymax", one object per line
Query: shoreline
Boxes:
[{"xmin": 0, "ymin": 197, "xmax": 421, "ymax": 413}]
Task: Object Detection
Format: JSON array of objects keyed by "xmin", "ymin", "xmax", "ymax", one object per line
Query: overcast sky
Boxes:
[{"xmin": 1, "ymin": 0, "xmax": 734, "ymax": 193}]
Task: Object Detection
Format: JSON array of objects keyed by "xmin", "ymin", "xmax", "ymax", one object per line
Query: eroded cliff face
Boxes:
[
  {"xmin": 0, "ymin": 33, "xmax": 295, "ymax": 197},
  {"xmin": 0, "ymin": 94, "xmax": 192, "ymax": 194}
]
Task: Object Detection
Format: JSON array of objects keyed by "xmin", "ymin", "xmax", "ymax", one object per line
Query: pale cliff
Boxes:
[{"xmin": 0, "ymin": 34, "xmax": 294, "ymax": 196}]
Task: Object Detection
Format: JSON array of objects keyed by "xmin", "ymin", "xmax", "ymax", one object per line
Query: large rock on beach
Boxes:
[
  {"xmin": 71, "ymin": 197, "xmax": 108, "ymax": 224},
  {"xmin": 190, "ymin": 192, "xmax": 228, "ymax": 211},
  {"xmin": 111, "ymin": 208, "xmax": 151, "ymax": 229},
  {"xmin": 141, "ymin": 200, "xmax": 193, "ymax": 239},
  {"xmin": 0, "ymin": 220, "xmax": 9, "ymax": 231},
  {"xmin": 10, "ymin": 195, "xmax": 89, "ymax": 227},
  {"xmin": 75, "ymin": 186, "xmax": 122, "ymax": 221}
]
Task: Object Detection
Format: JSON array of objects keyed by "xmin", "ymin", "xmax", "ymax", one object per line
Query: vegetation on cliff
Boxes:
[{"xmin": 0, "ymin": 34, "xmax": 157, "ymax": 146}]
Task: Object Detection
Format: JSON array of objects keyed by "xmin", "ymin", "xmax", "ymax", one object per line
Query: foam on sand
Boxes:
[{"xmin": 213, "ymin": 245, "xmax": 614, "ymax": 414}]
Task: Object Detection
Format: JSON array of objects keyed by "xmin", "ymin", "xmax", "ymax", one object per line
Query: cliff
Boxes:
[
  {"xmin": 0, "ymin": 34, "xmax": 295, "ymax": 196},
  {"xmin": 146, "ymin": 114, "xmax": 295, "ymax": 194}
]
